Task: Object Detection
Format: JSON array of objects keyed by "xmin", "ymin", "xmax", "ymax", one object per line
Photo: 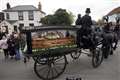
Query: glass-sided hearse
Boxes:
[{"xmin": 21, "ymin": 26, "xmax": 103, "ymax": 80}]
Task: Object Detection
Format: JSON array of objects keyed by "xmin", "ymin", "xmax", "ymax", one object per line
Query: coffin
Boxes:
[{"xmin": 32, "ymin": 37, "xmax": 75, "ymax": 49}]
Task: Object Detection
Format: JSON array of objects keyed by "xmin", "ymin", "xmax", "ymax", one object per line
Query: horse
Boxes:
[{"xmin": 101, "ymin": 23, "xmax": 119, "ymax": 59}]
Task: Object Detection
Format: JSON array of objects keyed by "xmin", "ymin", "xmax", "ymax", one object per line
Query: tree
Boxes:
[
  {"xmin": 40, "ymin": 8, "xmax": 74, "ymax": 26},
  {"xmin": 41, "ymin": 15, "xmax": 54, "ymax": 25},
  {"xmin": 97, "ymin": 19, "xmax": 104, "ymax": 26}
]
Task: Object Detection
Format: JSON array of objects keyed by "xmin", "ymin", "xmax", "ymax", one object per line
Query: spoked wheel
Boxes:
[
  {"xmin": 102, "ymin": 45, "xmax": 113, "ymax": 59},
  {"xmin": 70, "ymin": 48, "xmax": 81, "ymax": 60},
  {"xmin": 109, "ymin": 45, "xmax": 113, "ymax": 55},
  {"xmin": 34, "ymin": 55, "xmax": 67, "ymax": 80},
  {"xmin": 32, "ymin": 56, "xmax": 37, "ymax": 61},
  {"xmin": 92, "ymin": 47, "xmax": 103, "ymax": 68}
]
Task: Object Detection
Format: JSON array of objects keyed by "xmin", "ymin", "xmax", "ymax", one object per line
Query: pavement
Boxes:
[{"xmin": 0, "ymin": 44, "xmax": 120, "ymax": 80}]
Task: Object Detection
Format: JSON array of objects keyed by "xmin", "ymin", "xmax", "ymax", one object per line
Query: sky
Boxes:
[{"xmin": 0, "ymin": 0, "xmax": 120, "ymax": 21}]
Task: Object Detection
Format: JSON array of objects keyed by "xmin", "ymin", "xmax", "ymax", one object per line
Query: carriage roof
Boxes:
[{"xmin": 21, "ymin": 26, "xmax": 80, "ymax": 33}]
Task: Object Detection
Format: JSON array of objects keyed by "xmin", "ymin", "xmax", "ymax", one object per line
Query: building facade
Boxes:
[
  {"xmin": 0, "ymin": 2, "xmax": 45, "ymax": 34},
  {"xmin": 107, "ymin": 7, "xmax": 120, "ymax": 24},
  {"xmin": 0, "ymin": 12, "xmax": 4, "ymax": 23}
]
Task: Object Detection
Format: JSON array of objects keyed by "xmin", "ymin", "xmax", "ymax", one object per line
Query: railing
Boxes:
[{"xmin": 21, "ymin": 26, "xmax": 80, "ymax": 33}]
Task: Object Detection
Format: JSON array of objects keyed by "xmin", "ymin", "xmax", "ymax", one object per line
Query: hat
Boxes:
[
  {"xmin": 85, "ymin": 8, "xmax": 91, "ymax": 13},
  {"xmin": 78, "ymin": 14, "xmax": 81, "ymax": 18}
]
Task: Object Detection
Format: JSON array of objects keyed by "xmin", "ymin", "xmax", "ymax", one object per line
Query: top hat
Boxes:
[
  {"xmin": 78, "ymin": 14, "xmax": 81, "ymax": 17},
  {"xmin": 85, "ymin": 8, "xmax": 91, "ymax": 13}
]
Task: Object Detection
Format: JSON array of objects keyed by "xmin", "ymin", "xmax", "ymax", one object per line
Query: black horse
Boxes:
[{"xmin": 102, "ymin": 23, "xmax": 119, "ymax": 59}]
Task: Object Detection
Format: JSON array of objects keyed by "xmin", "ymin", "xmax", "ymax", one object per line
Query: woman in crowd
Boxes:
[
  {"xmin": 0, "ymin": 35, "xmax": 9, "ymax": 59},
  {"xmin": 14, "ymin": 33, "xmax": 21, "ymax": 60}
]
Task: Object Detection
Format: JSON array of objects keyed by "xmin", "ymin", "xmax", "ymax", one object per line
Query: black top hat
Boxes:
[
  {"xmin": 85, "ymin": 8, "xmax": 91, "ymax": 13},
  {"xmin": 78, "ymin": 14, "xmax": 81, "ymax": 17}
]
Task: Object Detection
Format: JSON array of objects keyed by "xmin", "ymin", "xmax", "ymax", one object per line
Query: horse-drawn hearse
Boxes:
[{"xmin": 20, "ymin": 25, "xmax": 118, "ymax": 80}]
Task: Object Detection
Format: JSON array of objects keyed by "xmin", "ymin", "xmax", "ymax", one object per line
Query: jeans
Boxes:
[{"xmin": 15, "ymin": 49, "xmax": 21, "ymax": 60}]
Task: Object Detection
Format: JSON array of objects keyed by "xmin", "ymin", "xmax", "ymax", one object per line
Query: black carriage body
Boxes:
[{"xmin": 21, "ymin": 26, "xmax": 79, "ymax": 57}]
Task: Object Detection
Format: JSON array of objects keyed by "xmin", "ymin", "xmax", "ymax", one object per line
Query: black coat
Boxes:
[
  {"xmin": 114, "ymin": 25, "xmax": 119, "ymax": 33},
  {"xmin": 81, "ymin": 15, "xmax": 92, "ymax": 28},
  {"xmin": 76, "ymin": 15, "xmax": 93, "ymax": 48},
  {"xmin": 103, "ymin": 24, "xmax": 111, "ymax": 33},
  {"xmin": 75, "ymin": 17, "xmax": 82, "ymax": 25},
  {"xmin": 7, "ymin": 38, "xmax": 16, "ymax": 56}
]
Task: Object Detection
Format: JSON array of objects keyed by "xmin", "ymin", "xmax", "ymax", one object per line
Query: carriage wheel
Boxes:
[
  {"xmin": 109, "ymin": 45, "xmax": 113, "ymax": 55},
  {"xmin": 34, "ymin": 55, "xmax": 67, "ymax": 80},
  {"xmin": 32, "ymin": 56, "xmax": 37, "ymax": 61},
  {"xmin": 33, "ymin": 56, "xmax": 48, "ymax": 65},
  {"xmin": 92, "ymin": 47, "xmax": 103, "ymax": 68},
  {"xmin": 102, "ymin": 45, "xmax": 113, "ymax": 59},
  {"xmin": 70, "ymin": 49, "xmax": 81, "ymax": 60}
]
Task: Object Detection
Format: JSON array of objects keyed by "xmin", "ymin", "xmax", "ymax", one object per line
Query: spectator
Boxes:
[
  {"xmin": 14, "ymin": 33, "xmax": 21, "ymax": 60},
  {"xmin": 0, "ymin": 35, "xmax": 9, "ymax": 59},
  {"xmin": 76, "ymin": 14, "xmax": 82, "ymax": 47},
  {"xmin": 76, "ymin": 14, "xmax": 82, "ymax": 25},
  {"xmin": 7, "ymin": 33, "xmax": 16, "ymax": 59}
]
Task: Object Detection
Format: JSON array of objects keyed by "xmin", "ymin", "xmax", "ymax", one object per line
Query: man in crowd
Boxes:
[{"xmin": 75, "ymin": 14, "xmax": 82, "ymax": 25}]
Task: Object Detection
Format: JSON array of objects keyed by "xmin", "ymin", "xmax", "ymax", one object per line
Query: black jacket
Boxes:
[
  {"xmin": 114, "ymin": 25, "xmax": 119, "ymax": 33},
  {"xmin": 75, "ymin": 17, "xmax": 82, "ymax": 25},
  {"xmin": 81, "ymin": 15, "xmax": 92, "ymax": 28}
]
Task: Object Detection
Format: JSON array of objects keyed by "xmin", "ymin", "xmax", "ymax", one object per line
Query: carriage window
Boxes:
[{"xmin": 31, "ymin": 30, "xmax": 75, "ymax": 49}]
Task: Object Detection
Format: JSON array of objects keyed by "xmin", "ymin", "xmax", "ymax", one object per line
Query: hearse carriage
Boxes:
[{"xmin": 20, "ymin": 26, "xmax": 104, "ymax": 80}]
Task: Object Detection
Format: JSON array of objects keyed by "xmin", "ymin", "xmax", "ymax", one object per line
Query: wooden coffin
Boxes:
[{"xmin": 32, "ymin": 37, "xmax": 75, "ymax": 49}]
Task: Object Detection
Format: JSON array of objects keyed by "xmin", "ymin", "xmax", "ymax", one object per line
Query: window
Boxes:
[
  {"xmin": 18, "ymin": 11, "xmax": 24, "ymax": 20},
  {"xmin": 28, "ymin": 11, "xmax": 34, "ymax": 20},
  {"xmin": 29, "ymin": 23, "xmax": 34, "ymax": 26},
  {"xmin": 6, "ymin": 13, "xmax": 9, "ymax": 20},
  {"xmin": 14, "ymin": 25, "xmax": 17, "ymax": 32},
  {"xmin": 5, "ymin": 26, "xmax": 8, "ymax": 34},
  {"xmin": 2, "ymin": 26, "xmax": 8, "ymax": 34},
  {"xmin": 19, "ymin": 23, "xmax": 24, "ymax": 27},
  {"xmin": 19, "ymin": 23, "xmax": 24, "ymax": 30},
  {"xmin": 0, "ymin": 13, "xmax": 4, "ymax": 21}
]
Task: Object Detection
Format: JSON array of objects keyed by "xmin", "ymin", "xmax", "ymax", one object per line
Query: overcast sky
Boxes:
[{"xmin": 0, "ymin": 0, "xmax": 120, "ymax": 21}]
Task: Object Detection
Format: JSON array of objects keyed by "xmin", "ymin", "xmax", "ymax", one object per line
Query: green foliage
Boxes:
[{"xmin": 40, "ymin": 8, "xmax": 74, "ymax": 26}]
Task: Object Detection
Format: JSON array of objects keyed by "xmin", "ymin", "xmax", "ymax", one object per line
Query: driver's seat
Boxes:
[{"xmin": 76, "ymin": 27, "xmax": 94, "ymax": 49}]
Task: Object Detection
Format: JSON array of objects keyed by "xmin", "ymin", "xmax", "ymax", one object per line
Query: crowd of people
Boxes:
[{"xmin": 0, "ymin": 32, "xmax": 21, "ymax": 60}]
